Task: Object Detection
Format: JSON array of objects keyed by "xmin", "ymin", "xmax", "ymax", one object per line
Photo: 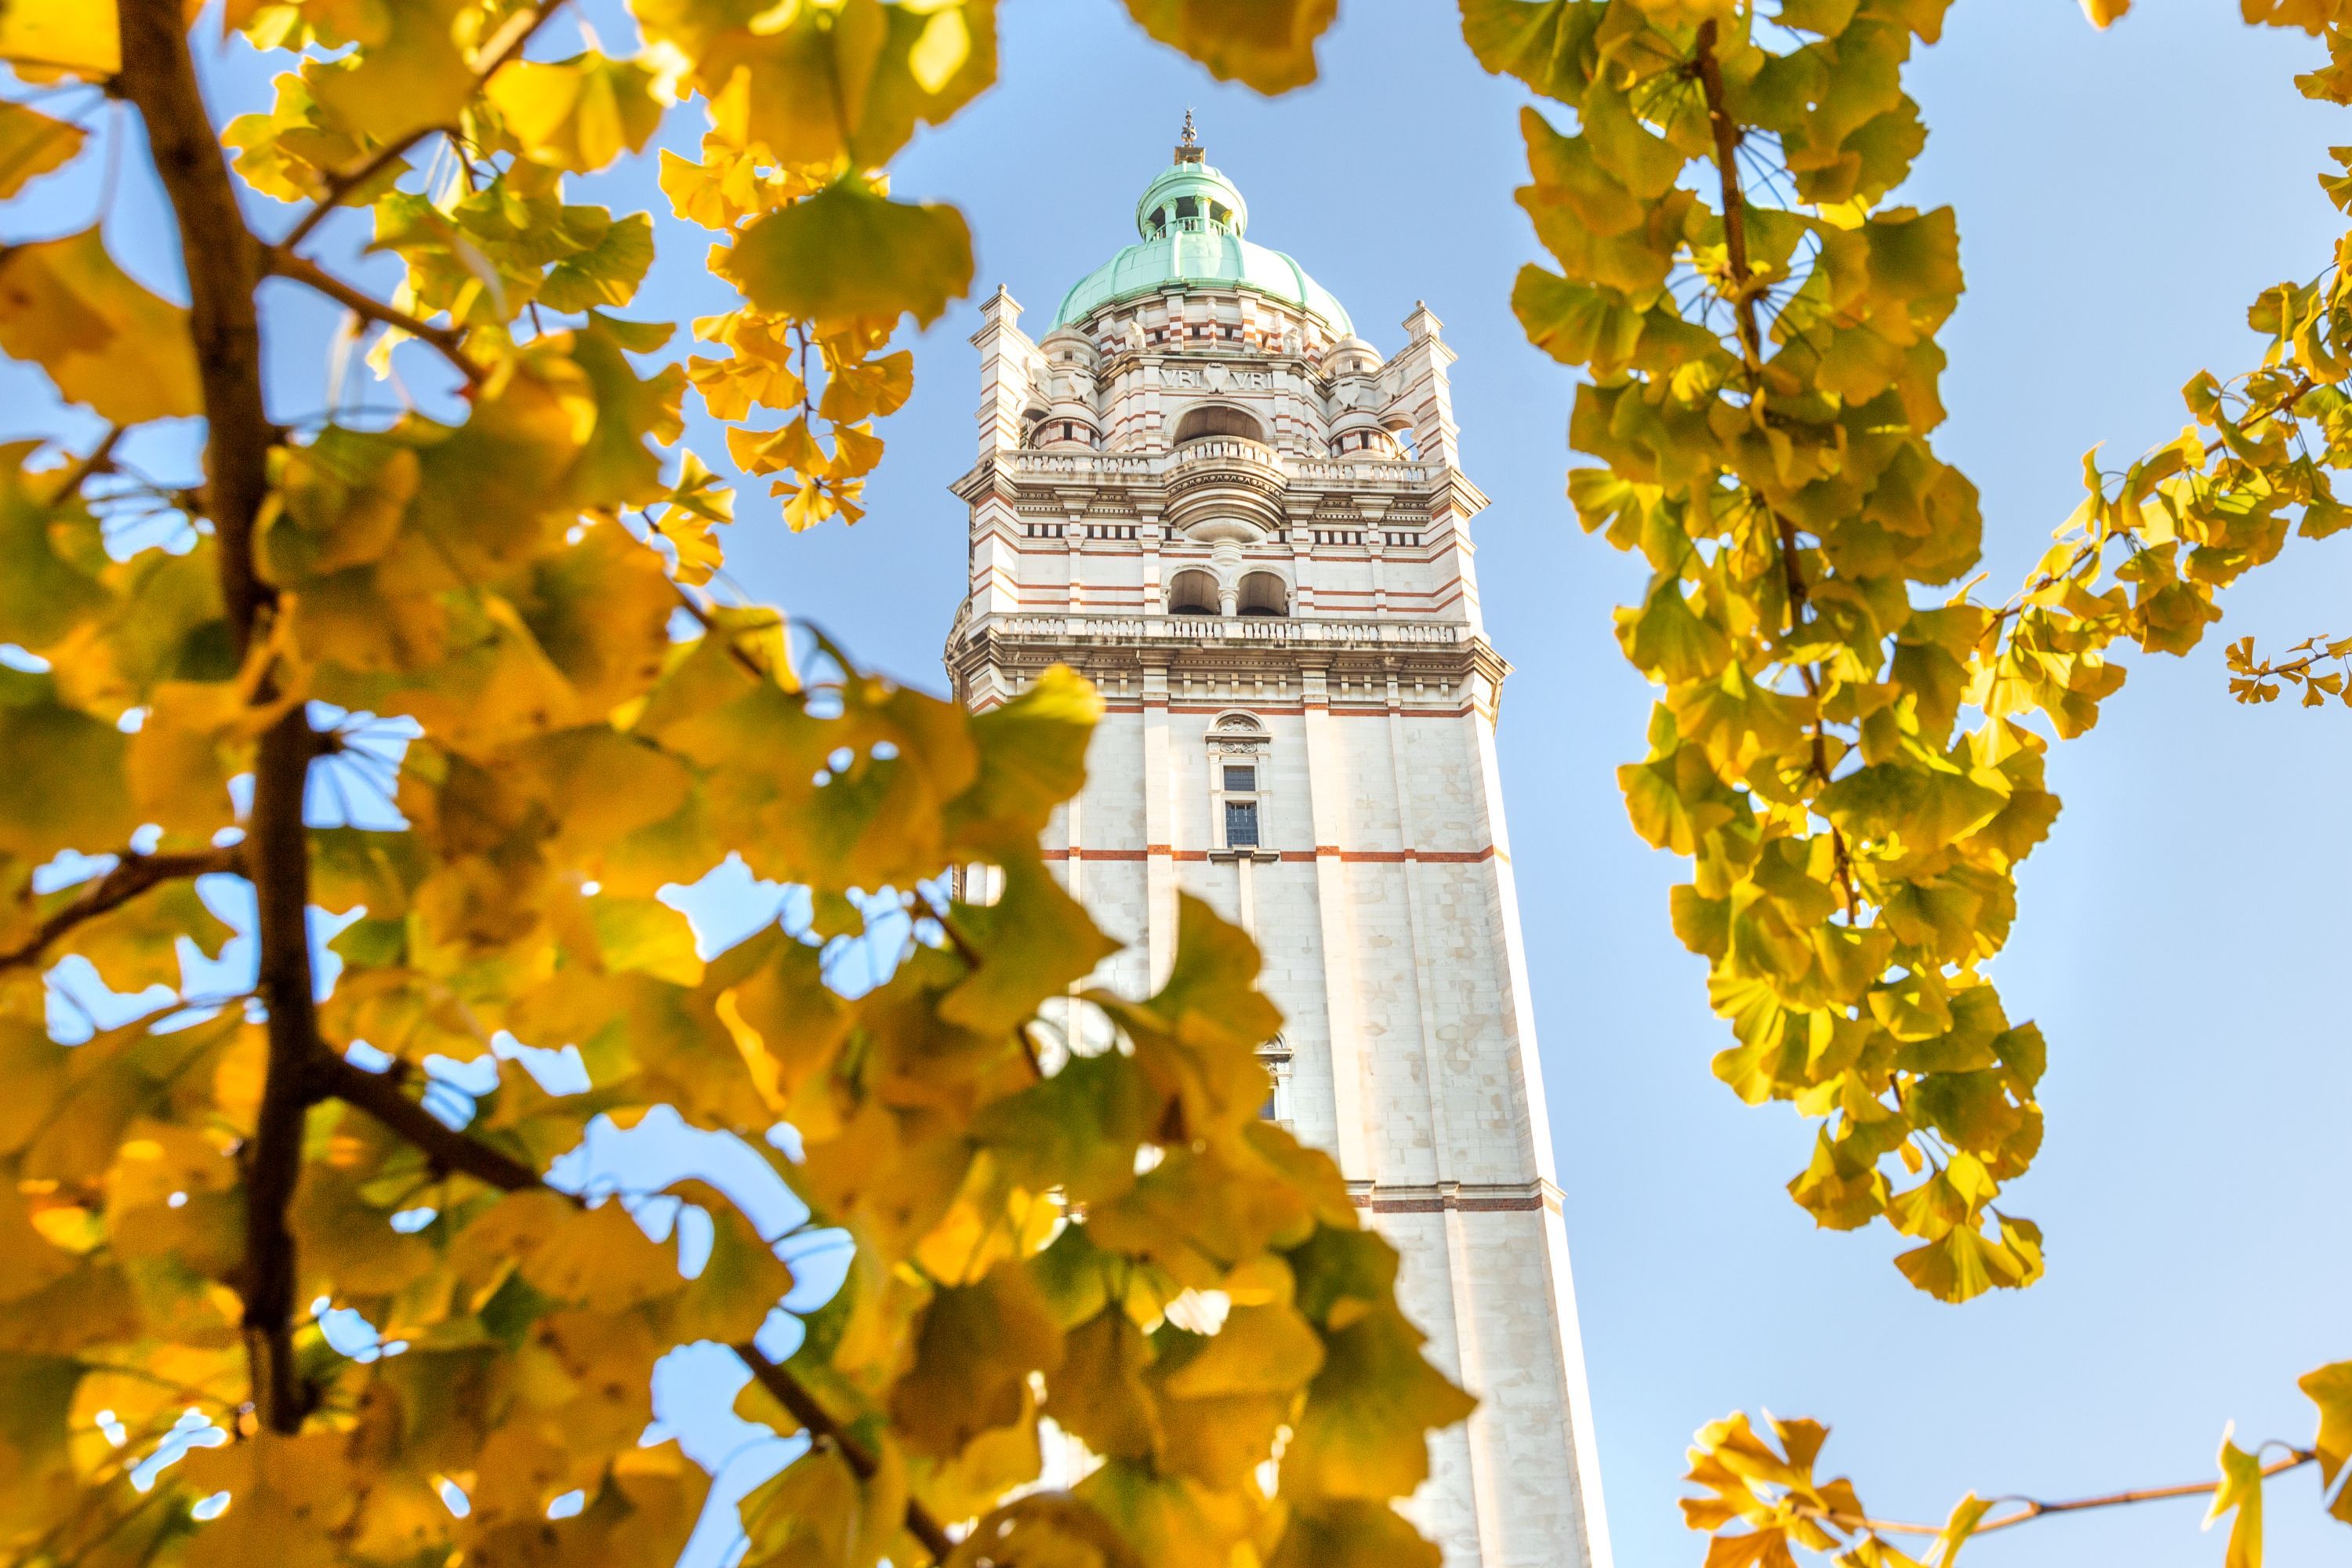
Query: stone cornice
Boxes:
[
  {"xmin": 948, "ymin": 449, "xmax": 1490, "ymax": 521},
  {"xmin": 945, "ymin": 611, "xmax": 1513, "ymax": 692}
]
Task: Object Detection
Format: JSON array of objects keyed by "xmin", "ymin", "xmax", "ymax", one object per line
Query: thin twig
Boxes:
[
  {"xmin": 320, "ymin": 1051, "xmax": 959, "ymax": 1562},
  {"xmin": 1693, "ymin": 21, "xmax": 1857, "ymax": 918},
  {"xmin": 0, "ymin": 847, "xmax": 241, "ymax": 972},
  {"xmin": 1785, "ymin": 1448, "xmax": 2316, "ymax": 1541},
  {"xmin": 735, "ymin": 1342, "xmax": 960, "ymax": 1563},
  {"xmin": 1694, "ymin": 20, "xmax": 1763, "ymax": 376},
  {"xmin": 49, "ymin": 425, "xmax": 125, "ymax": 502},
  {"xmin": 260, "ymin": 250, "xmax": 485, "ymax": 384}
]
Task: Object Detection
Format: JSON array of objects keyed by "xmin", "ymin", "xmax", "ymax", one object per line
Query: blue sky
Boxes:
[{"xmin": 7, "ymin": 2, "xmax": 2352, "ymax": 1565}]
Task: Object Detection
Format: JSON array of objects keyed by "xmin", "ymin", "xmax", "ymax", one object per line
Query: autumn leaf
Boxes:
[
  {"xmin": 725, "ymin": 182, "xmax": 975, "ymax": 328},
  {"xmin": 0, "ymin": 229, "xmax": 202, "ymax": 424}
]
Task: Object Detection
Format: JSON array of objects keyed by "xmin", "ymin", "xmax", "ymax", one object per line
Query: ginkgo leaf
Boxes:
[
  {"xmin": 299, "ymin": 0, "xmax": 474, "ymax": 145},
  {"xmin": 0, "ymin": 0, "xmax": 118, "ymax": 77},
  {"xmin": 1268, "ymin": 1499, "xmax": 1440, "ymax": 1568},
  {"xmin": 486, "ymin": 53, "xmax": 664, "ymax": 173},
  {"xmin": 0, "ymin": 444, "xmax": 107, "ymax": 649},
  {"xmin": 1121, "ymin": 0, "xmax": 1338, "ymax": 93},
  {"xmin": 0, "ymin": 100, "xmax": 83, "ymax": 198},
  {"xmin": 0, "ymin": 229, "xmax": 202, "ymax": 425},
  {"xmin": 725, "ymin": 183, "xmax": 975, "ymax": 328},
  {"xmin": 1279, "ymin": 1301, "xmax": 1475, "ymax": 1501},
  {"xmin": 2203, "ymin": 1429, "xmax": 2264, "ymax": 1568},
  {"xmin": 890, "ymin": 1262, "xmax": 1065, "ymax": 1457},
  {"xmin": 0, "ymin": 670, "xmax": 134, "ymax": 860},
  {"xmin": 694, "ymin": 0, "xmax": 1000, "ymax": 172}
]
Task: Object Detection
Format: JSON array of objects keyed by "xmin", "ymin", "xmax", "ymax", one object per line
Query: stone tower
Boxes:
[{"xmin": 942, "ymin": 130, "xmax": 1612, "ymax": 1568}]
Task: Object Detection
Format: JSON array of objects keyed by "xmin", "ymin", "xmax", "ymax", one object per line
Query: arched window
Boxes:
[
  {"xmin": 1237, "ymin": 571, "xmax": 1288, "ymax": 617},
  {"xmin": 1167, "ymin": 568, "xmax": 1219, "ymax": 615},
  {"xmin": 1173, "ymin": 405, "xmax": 1266, "ymax": 445}
]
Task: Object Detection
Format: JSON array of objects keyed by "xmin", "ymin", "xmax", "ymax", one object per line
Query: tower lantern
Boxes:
[{"xmin": 945, "ymin": 141, "xmax": 1613, "ymax": 1568}]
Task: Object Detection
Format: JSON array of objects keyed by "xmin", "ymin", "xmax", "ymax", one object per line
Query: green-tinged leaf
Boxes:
[{"xmin": 725, "ymin": 183, "xmax": 974, "ymax": 328}]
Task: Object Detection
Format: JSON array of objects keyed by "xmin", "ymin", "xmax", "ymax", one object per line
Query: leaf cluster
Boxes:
[{"xmin": 0, "ymin": 1, "xmax": 1472, "ymax": 1566}]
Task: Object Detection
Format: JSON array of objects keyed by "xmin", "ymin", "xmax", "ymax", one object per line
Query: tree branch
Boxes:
[
  {"xmin": 116, "ymin": 0, "xmax": 323, "ymax": 1437},
  {"xmin": 260, "ymin": 250, "xmax": 485, "ymax": 385},
  {"xmin": 734, "ymin": 1342, "xmax": 959, "ymax": 1563},
  {"xmin": 0, "ymin": 847, "xmax": 242, "ymax": 972},
  {"xmin": 319, "ymin": 1052, "xmax": 958, "ymax": 1562},
  {"xmin": 1693, "ymin": 19, "xmax": 1763, "ymax": 377},
  {"xmin": 317, "ymin": 1053, "xmax": 545, "ymax": 1192},
  {"xmin": 1693, "ymin": 22, "xmax": 1857, "ymax": 918}
]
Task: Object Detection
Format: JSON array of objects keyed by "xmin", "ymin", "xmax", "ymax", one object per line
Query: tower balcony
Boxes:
[
  {"xmin": 962, "ymin": 609, "xmax": 1475, "ymax": 652},
  {"xmin": 1167, "ymin": 435, "xmax": 1287, "ymax": 516}
]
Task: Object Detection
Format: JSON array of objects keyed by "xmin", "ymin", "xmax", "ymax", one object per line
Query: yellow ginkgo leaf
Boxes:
[
  {"xmin": 1120, "ymin": 0, "xmax": 1337, "ymax": 94},
  {"xmin": 0, "ymin": 0, "xmax": 118, "ymax": 78},
  {"xmin": 2203, "ymin": 1429, "xmax": 2265, "ymax": 1568},
  {"xmin": 485, "ymin": 52, "xmax": 665, "ymax": 174},
  {"xmin": 0, "ymin": 99, "xmax": 83, "ymax": 198},
  {"xmin": 0, "ymin": 228, "xmax": 203, "ymax": 426}
]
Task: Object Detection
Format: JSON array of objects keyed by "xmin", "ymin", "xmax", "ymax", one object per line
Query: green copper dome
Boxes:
[{"xmin": 1051, "ymin": 146, "xmax": 1352, "ymax": 335}]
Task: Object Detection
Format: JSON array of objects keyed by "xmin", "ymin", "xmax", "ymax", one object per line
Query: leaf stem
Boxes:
[{"xmin": 1693, "ymin": 21, "xmax": 1857, "ymax": 918}]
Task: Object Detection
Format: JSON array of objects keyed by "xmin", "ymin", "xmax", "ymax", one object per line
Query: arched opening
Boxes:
[
  {"xmin": 1173, "ymin": 405, "xmax": 1267, "ymax": 446},
  {"xmin": 1237, "ymin": 571, "xmax": 1288, "ymax": 618},
  {"xmin": 1167, "ymin": 568, "xmax": 1220, "ymax": 615}
]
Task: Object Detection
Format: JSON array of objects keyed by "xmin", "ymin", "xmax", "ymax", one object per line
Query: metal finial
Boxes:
[{"xmin": 1180, "ymin": 107, "xmax": 1198, "ymax": 147}]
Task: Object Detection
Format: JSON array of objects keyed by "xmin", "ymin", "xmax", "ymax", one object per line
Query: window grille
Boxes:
[
  {"xmin": 1225, "ymin": 800, "xmax": 1260, "ymax": 848},
  {"xmin": 1223, "ymin": 765, "xmax": 1256, "ymax": 793}
]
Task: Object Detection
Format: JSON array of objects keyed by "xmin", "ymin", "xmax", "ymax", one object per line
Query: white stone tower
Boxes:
[{"xmin": 943, "ymin": 126, "xmax": 1612, "ymax": 1568}]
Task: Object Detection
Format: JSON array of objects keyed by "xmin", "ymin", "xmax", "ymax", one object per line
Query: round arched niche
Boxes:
[
  {"xmin": 1167, "ymin": 568, "xmax": 1221, "ymax": 615},
  {"xmin": 1237, "ymin": 571, "xmax": 1289, "ymax": 617},
  {"xmin": 1172, "ymin": 403, "xmax": 1267, "ymax": 445}
]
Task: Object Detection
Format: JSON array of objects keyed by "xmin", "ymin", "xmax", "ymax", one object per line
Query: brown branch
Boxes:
[
  {"xmin": 260, "ymin": 250, "xmax": 485, "ymax": 385},
  {"xmin": 116, "ymin": 0, "xmax": 322, "ymax": 1437},
  {"xmin": 1785, "ymin": 1448, "xmax": 2315, "ymax": 1541},
  {"xmin": 318, "ymin": 1053, "xmax": 545, "ymax": 1192},
  {"xmin": 1693, "ymin": 24, "xmax": 1859, "ymax": 917},
  {"xmin": 114, "ymin": 0, "xmax": 270, "ymax": 648},
  {"xmin": 1693, "ymin": 20, "xmax": 1763, "ymax": 377},
  {"xmin": 320, "ymin": 1052, "xmax": 958, "ymax": 1563},
  {"xmin": 273, "ymin": 0, "xmax": 572, "ymax": 256},
  {"xmin": 735, "ymin": 1342, "xmax": 959, "ymax": 1564},
  {"xmin": 0, "ymin": 847, "xmax": 241, "ymax": 972}
]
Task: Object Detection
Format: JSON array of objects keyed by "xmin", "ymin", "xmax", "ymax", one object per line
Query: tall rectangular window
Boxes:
[{"xmin": 1225, "ymin": 800, "xmax": 1259, "ymax": 848}]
